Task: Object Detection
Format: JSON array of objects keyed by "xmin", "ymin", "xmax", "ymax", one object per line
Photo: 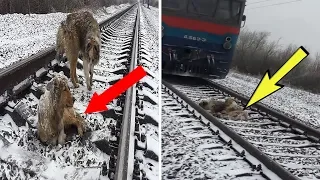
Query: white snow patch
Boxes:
[
  {"xmin": 13, "ymin": 77, "xmax": 32, "ymax": 92},
  {"xmin": 143, "ymin": 106, "xmax": 159, "ymax": 124},
  {"xmin": 35, "ymin": 67, "xmax": 47, "ymax": 77},
  {"xmin": 143, "ymin": 88, "xmax": 158, "ymax": 104},
  {"xmin": 141, "ymin": 76, "xmax": 158, "ymax": 91},
  {"xmin": 0, "ymin": 3, "xmax": 130, "ymax": 70},
  {"xmin": 147, "ymin": 136, "xmax": 159, "ymax": 157}
]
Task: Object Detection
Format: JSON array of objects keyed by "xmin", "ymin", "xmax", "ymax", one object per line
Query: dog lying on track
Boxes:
[
  {"xmin": 199, "ymin": 97, "xmax": 249, "ymax": 120},
  {"xmin": 37, "ymin": 74, "xmax": 73, "ymax": 145},
  {"xmin": 199, "ymin": 97, "xmax": 226, "ymax": 113},
  {"xmin": 37, "ymin": 73, "xmax": 86, "ymax": 145},
  {"xmin": 55, "ymin": 11, "xmax": 101, "ymax": 91}
]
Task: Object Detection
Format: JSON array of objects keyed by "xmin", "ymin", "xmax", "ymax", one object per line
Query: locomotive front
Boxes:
[{"xmin": 162, "ymin": 0, "xmax": 246, "ymax": 78}]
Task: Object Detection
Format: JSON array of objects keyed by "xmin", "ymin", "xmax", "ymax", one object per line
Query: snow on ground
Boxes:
[
  {"xmin": 0, "ymin": 73, "xmax": 114, "ymax": 179},
  {"xmin": 93, "ymin": 4, "xmax": 130, "ymax": 23},
  {"xmin": 0, "ymin": 6, "xmax": 141, "ymax": 179},
  {"xmin": 161, "ymin": 91, "xmax": 265, "ymax": 180},
  {"xmin": 0, "ymin": 3, "xmax": 130, "ymax": 70},
  {"xmin": 147, "ymin": 5, "xmax": 159, "ymax": 13},
  {"xmin": 211, "ymin": 70, "xmax": 320, "ymax": 128}
]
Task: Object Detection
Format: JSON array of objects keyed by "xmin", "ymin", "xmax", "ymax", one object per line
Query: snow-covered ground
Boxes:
[
  {"xmin": 0, "ymin": 4, "xmax": 160, "ymax": 180},
  {"xmin": 0, "ymin": 5, "xmax": 138, "ymax": 179},
  {"xmin": 161, "ymin": 89, "xmax": 266, "ymax": 180},
  {"xmin": 0, "ymin": 3, "xmax": 130, "ymax": 70},
  {"xmin": 211, "ymin": 71, "xmax": 320, "ymax": 128}
]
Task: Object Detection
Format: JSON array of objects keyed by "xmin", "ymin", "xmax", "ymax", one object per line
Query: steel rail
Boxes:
[
  {"xmin": 201, "ymin": 77, "xmax": 320, "ymax": 141},
  {"xmin": 162, "ymin": 79, "xmax": 300, "ymax": 180},
  {"xmin": 114, "ymin": 4, "xmax": 140, "ymax": 180}
]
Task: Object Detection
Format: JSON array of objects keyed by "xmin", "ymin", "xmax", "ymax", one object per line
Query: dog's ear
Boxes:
[
  {"xmin": 86, "ymin": 39, "xmax": 93, "ymax": 51},
  {"xmin": 93, "ymin": 44, "xmax": 99, "ymax": 53},
  {"xmin": 52, "ymin": 77, "xmax": 62, "ymax": 96},
  {"xmin": 48, "ymin": 77, "xmax": 60, "ymax": 109},
  {"xmin": 46, "ymin": 79, "xmax": 54, "ymax": 91},
  {"xmin": 60, "ymin": 21, "xmax": 69, "ymax": 34},
  {"xmin": 202, "ymin": 101, "xmax": 208, "ymax": 106}
]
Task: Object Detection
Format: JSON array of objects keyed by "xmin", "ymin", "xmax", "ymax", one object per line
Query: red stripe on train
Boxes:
[{"xmin": 162, "ymin": 15, "xmax": 240, "ymax": 35}]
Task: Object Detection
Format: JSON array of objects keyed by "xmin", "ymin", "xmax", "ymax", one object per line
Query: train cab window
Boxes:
[
  {"xmin": 163, "ymin": 0, "xmax": 182, "ymax": 10},
  {"xmin": 187, "ymin": 0, "xmax": 218, "ymax": 16},
  {"xmin": 231, "ymin": 1, "xmax": 241, "ymax": 21},
  {"xmin": 215, "ymin": 0, "xmax": 242, "ymax": 25},
  {"xmin": 215, "ymin": 0, "xmax": 231, "ymax": 20}
]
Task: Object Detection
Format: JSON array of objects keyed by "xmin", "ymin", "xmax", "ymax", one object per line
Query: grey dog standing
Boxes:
[{"xmin": 56, "ymin": 11, "xmax": 101, "ymax": 91}]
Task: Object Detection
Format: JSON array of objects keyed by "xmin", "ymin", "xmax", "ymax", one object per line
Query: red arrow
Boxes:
[{"xmin": 85, "ymin": 66, "xmax": 147, "ymax": 114}]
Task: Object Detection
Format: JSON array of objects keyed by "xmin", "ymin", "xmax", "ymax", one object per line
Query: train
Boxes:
[{"xmin": 162, "ymin": 0, "xmax": 247, "ymax": 79}]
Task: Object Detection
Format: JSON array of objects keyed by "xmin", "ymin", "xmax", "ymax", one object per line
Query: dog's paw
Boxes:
[
  {"xmin": 49, "ymin": 137, "xmax": 58, "ymax": 146},
  {"xmin": 87, "ymin": 85, "xmax": 92, "ymax": 91},
  {"xmin": 58, "ymin": 132, "xmax": 66, "ymax": 145},
  {"xmin": 73, "ymin": 83, "xmax": 79, "ymax": 88},
  {"xmin": 78, "ymin": 127, "xmax": 84, "ymax": 137},
  {"xmin": 90, "ymin": 78, "xmax": 93, "ymax": 86}
]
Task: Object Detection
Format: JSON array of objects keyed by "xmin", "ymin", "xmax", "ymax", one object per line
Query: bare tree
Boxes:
[
  {"xmin": 0, "ymin": 0, "xmax": 135, "ymax": 14},
  {"xmin": 232, "ymin": 28, "xmax": 320, "ymax": 93}
]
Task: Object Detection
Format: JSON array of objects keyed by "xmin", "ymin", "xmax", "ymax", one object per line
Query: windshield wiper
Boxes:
[{"xmin": 189, "ymin": 0, "xmax": 199, "ymax": 14}]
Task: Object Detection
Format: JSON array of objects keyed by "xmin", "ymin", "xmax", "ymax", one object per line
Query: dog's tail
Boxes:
[
  {"xmin": 235, "ymin": 110, "xmax": 249, "ymax": 120},
  {"xmin": 55, "ymin": 21, "xmax": 68, "ymax": 62}
]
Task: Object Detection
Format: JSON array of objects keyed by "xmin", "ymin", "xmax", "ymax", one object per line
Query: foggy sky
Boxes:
[{"xmin": 244, "ymin": 0, "xmax": 319, "ymax": 56}]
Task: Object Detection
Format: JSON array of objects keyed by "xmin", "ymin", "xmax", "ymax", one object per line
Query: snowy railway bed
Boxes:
[
  {"xmin": 162, "ymin": 75, "xmax": 320, "ymax": 180},
  {"xmin": 162, "ymin": 88, "xmax": 268, "ymax": 180},
  {"xmin": 0, "ymin": 3, "xmax": 159, "ymax": 180}
]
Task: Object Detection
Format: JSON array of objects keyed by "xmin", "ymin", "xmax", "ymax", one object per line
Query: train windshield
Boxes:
[
  {"xmin": 188, "ymin": 0, "xmax": 218, "ymax": 16},
  {"xmin": 188, "ymin": 0, "xmax": 242, "ymax": 25},
  {"xmin": 163, "ymin": 0, "xmax": 183, "ymax": 10}
]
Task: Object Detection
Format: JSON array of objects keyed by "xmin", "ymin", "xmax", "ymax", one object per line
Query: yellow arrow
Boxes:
[{"xmin": 245, "ymin": 46, "xmax": 309, "ymax": 109}]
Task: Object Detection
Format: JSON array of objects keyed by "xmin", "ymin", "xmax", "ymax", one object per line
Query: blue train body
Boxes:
[{"xmin": 162, "ymin": 0, "xmax": 247, "ymax": 78}]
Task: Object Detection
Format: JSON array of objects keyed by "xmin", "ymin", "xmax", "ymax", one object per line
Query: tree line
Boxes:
[
  {"xmin": 0, "ymin": 0, "xmax": 158, "ymax": 14},
  {"xmin": 232, "ymin": 28, "xmax": 320, "ymax": 93}
]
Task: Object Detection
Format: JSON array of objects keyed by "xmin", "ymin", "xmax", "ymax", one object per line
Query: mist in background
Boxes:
[{"xmin": 244, "ymin": 0, "xmax": 319, "ymax": 55}]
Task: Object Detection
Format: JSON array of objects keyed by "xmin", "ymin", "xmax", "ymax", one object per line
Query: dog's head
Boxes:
[
  {"xmin": 225, "ymin": 97, "xmax": 236, "ymax": 107},
  {"xmin": 199, "ymin": 99, "xmax": 209, "ymax": 110},
  {"xmin": 85, "ymin": 36, "xmax": 100, "ymax": 65},
  {"xmin": 48, "ymin": 74, "xmax": 74, "ymax": 109}
]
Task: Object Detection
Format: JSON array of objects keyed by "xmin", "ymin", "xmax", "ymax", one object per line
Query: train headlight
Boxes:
[
  {"xmin": 223, "ymin": 41, "xmax": 232, "ymax": 50},
  {"xmin": 225, "ymin": 37, "xmax": 231, "ymax": 42}
]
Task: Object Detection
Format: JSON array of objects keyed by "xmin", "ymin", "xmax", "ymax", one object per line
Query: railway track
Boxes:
[
  {"xmin": 0, "ymin": 3, "xmax": 159, "ymax": 180},
  {"xmin": 162, "ymin": 88, "xmax": 268, "ymax": 180},
  {"xmin": 162, "ymin": 75, "xmax": 320, "ymax": 180}
]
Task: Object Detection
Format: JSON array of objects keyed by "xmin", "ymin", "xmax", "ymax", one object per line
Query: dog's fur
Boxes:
[
  {"xmin": 55, "ymin": 23, "xmax": 66, "ymax": 62},
  {"xmin": 55, "ymin": 11, "xmax": 101, "ymax": 91},
  {"xmin": 198, "ymin": 97, "xmax": 226, "ymax": 113},
  {"xmin": 37, "ymin": 74, "xmax": 74, "ymax": 145},
  {"xmin": 62, "ymin": 107, "xmax": 86, "ymax": 137},
  {"xmin": 218, "ymin": 98, "xmax": 249, "ymax": 120},
  {"xmin": 199, "ymin": 97, "xmax": 249, "ymax": 120}
]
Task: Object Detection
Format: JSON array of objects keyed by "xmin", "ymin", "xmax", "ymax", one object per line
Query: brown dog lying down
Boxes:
[
  {"xmin": 199, "ymin": 97, "xmax": 248, "ymax": 120},
  {"xmin": 37, "ymin": 73, "xmax": 86, "ymax": 145}
]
